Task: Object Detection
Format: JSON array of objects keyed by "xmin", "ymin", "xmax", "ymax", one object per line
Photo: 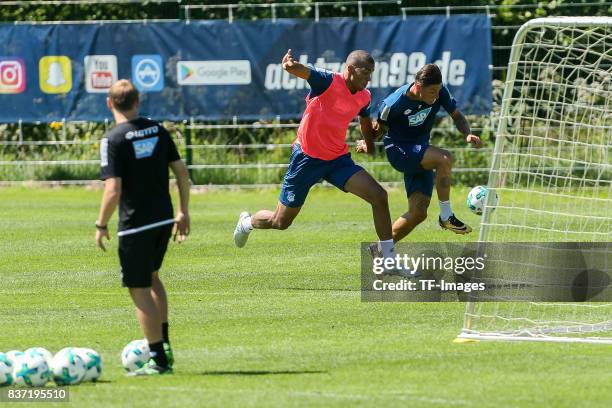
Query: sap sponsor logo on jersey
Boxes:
[
  {"xmin": 133, "ymin": 136, "xmax": 159, "ymax": 159},
  {"xmin": 125, "ymin": 126, "xmax": 159, "ymax": 140},
  {"xmin": 408, "ymin": 107, "xmax": 432, "ymax": 126},
  {"xmin": 264, "ymin": 51, "xmax": 466, "ymax": 91}
]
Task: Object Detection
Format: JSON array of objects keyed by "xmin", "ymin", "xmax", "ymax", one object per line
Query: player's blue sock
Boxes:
[{"xmin": 439, "ymin": 200, "xmax": 452, "ymax": 221}]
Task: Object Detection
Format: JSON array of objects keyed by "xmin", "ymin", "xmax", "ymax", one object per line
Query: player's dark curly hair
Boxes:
[
  {"xmin": 108, "ymin": 79, "xmax": 139, "ymax": 112},
  {"xmin": 415, "ymin": 64, "xmax": 442, "ymax": 87}
]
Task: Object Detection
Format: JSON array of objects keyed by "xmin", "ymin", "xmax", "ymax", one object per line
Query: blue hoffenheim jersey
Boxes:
[{"xmin": 377, "ymin": 83, "xmax": 457, "ymax": 144}]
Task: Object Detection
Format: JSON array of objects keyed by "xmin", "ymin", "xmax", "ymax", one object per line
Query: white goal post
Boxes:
[{"xmin": 457, "ymin": 17, "xmax": 612, "ymax": 344}]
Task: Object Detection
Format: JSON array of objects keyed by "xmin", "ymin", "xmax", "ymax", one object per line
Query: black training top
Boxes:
[{"xmin": 100, "ymin": 117, "xmax": 180, "ymax": 233}]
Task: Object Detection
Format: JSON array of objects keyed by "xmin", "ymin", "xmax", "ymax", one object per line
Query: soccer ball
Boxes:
[
  {"xmin": 121, "ymin": 340, "xmax": 150, "ymax": 372},
  {"xmin": 12, "ymin": 354, "xmax": 51, "ymax": 387},
  {"xmin": 51, "ymin": 348, "xmax": 86, "ymax": 386},
  {"xmin": 25, "ymin": 348, "xmax": 53, "ymax": 366},
  {"xmin": 75, "ymin": 348, "xmax": 103, "ymax": 382},
  {"xmin": 5, "ymin": 350, "xmax": 24, "ymax": 364},
  {"xmin": 467, "ymin": 185, "xmax": 499, "ymax": 215},
  {"xmin": 0, "ymin": 353, "xmax": 13, "ymax": 386}
]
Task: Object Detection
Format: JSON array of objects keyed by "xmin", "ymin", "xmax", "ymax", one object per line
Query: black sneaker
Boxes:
[{"xmin": 439, "ymin": 214, "xmax": 472, "ymax": 234}]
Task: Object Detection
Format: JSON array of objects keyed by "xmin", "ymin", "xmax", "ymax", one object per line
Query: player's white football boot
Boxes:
[{"xmin": 233, "ymin": 211, "xmax": 251, "ymax": 248}]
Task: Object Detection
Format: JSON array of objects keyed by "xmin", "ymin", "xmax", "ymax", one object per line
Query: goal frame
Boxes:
[{"xmin": 456, "ymin": 17, "xmax": 612, "ymax": 345}]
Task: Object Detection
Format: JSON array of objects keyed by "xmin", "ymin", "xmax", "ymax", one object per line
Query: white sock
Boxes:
[
  {"xmin": 439, "ymin": 200, "xmax": 453, "ymax": 221},
  {"xmin": 240, "ymin": 216, "xmax": 253, "ymax": 232},
  {"xmin": 379, "ymin": 239, "xmax": 395, "ymax": 259}
]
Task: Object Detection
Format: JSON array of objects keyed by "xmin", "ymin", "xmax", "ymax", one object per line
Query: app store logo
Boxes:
[
  {"xmin": 132, "ymin": 55, "xmax": 163, "ymax": 92},
  {"xmin": 176, "ymin": 60, "xmax": 251, "ymax": 85},
  {"xmin": 0, "ymin": 57, "xmax": 26, "ymax": 94}
]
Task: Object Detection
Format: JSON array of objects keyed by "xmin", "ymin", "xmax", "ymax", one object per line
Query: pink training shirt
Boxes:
[{"xmin": 296, "ymin": 73, "xmax": 371, "ymax": 161}]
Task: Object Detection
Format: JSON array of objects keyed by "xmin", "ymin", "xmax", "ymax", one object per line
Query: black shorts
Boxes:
[{"xmin": 118, "ymin": 224, "xmax": 173, "ymax": 288}]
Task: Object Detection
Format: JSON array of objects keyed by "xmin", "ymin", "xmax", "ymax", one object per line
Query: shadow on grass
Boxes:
[{"xmin": 200, "ymin": 370, "xmax": 327, "ymax": 376}]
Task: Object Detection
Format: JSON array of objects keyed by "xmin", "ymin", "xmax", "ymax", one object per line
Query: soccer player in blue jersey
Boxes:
[{"xmin": 357, "ymin": 64, "xmax": 482, "ymax": 242}]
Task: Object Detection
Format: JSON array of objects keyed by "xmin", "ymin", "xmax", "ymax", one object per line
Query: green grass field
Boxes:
[{"xmin": 1, "ymin": 186, "xmax": 611, "ymax": 407}]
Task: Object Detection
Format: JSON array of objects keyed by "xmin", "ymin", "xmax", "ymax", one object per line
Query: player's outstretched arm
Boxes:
[
  {"xmin": 282, "ymin": 49, "xmax": 311, "ymax": 80},
  {"xmin": 450, "ymin": 109, "xmax": 482, "ymax": 148},
  {"xmin": 170, "ymin": 159, "xmax": 191, "ymax": 242}
]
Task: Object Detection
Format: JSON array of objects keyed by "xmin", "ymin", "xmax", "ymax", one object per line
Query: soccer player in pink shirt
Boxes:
[{"xmin": 233, "ymin": 49, "xmax": 408, "ymax": 277}]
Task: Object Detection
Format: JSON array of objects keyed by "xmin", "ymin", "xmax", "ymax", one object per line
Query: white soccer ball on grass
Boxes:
[
  {"xmin": 5, "ymin": 350, "xmax": 24, "ymax": 364},
  {"xmin": 12, "ymin": 354, "xmax": 51, "ymax": 387},
  {"xmin": 121, "ymin": 340, "xmax": 150, "ymax": 372},
  {"xmin": 25, "ymin": 347, "xmax": 53, "ymax": 366},
  {"xmin": 75, "ymin": 348, "xmax": 103, "ymax": 382},
  {"xmin": 51, "ymin": 348, "xmax": 86, "ymax": 386},
  {"xmin": 0, "ymin": 352, "xmax": 13, "ymax": 386}
]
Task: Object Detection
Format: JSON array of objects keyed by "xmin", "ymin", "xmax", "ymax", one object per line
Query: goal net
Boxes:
[{"xmin": 458, "ymin": 17, "xmax": 612, "ymax": 344}]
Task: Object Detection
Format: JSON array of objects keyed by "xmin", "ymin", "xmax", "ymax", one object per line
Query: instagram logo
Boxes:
[{"xmin": 0, "ymin": 58, "xmax": 26, "ymax": 93}]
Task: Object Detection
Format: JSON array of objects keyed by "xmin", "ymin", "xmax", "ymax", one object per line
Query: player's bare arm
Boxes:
[
  {"xmin": 170, "ymin": 159, "xmax": 191, "ymax": 243},
  {"xmin": 450, "ymin": 109, "xmax": 482, "ymax": 148},
  {"xmin": 281, "ymin": 48, "xmax": 311, "ymax": 80},
  {"xmin": 356, "ymin": 120, "xmax": 387, "ymax": 154},
  {"xmin": 355, "ymin": 117, "xmax": 378, "ymax": 155},
  {"xmin": 95, "ymin": 177, "xmax": 121, "ymax": 251}
]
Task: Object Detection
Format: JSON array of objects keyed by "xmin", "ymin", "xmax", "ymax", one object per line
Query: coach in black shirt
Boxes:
[{"xmin": 95, "ymin": 79, "xmax": 190, "ymax": 376}]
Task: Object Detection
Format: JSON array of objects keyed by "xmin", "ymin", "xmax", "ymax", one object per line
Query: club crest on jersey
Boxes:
[
  {"xmin": 133, "ymin": 136, "xmax": 158, "ymax": 159},
  {"xmin": 403, "ymin": 108, "xmax": 412, "ymax": 115},
  {"xmin": 407, "ymin": 107, "xmax": 432, "ymax": 126}
]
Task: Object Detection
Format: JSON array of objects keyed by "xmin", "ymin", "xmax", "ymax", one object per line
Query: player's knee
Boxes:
[
  {"xmin": 410, "ymin": 208, "xmax": 428, "ymax": 224},
  {"xmin": 439, "ymin": 150, "xmax": 453, "ymax": 170},
  {"xmin": 369, "ymin": 187, "xmax": 388, "ymax": 207}
]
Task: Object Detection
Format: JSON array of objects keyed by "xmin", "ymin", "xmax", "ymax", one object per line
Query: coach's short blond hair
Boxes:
[{"xmin": 108, "ymin": 79, "xmax": 139, "ymax": 112}]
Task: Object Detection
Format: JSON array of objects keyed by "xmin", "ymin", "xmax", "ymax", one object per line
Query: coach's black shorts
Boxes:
[{"xmin": 118, "ymin": 224, "xmax": 173, "ymax": 288}]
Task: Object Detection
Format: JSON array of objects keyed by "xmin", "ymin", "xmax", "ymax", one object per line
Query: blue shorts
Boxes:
[
  {"xmin": 279, "ymin": 144, "xmax": 363, "ymax": 207},
  {"xmin": 383, "ymin": 137, "xmax": 434, "ymax": 197}
]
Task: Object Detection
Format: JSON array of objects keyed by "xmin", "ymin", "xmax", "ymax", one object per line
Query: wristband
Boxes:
[{"xmin": 95, "ymin": 223, "xmax": 108, "ymax": 230}]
